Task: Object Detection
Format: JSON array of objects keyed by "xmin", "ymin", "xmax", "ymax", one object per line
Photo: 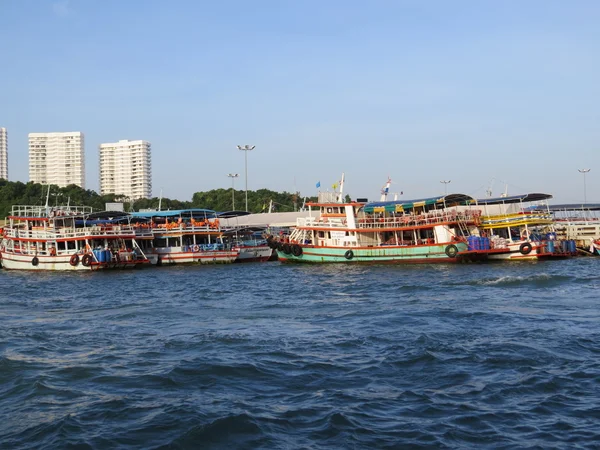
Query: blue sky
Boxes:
[{"xmin": 1, "ymin": 0, "xmax": 599, "ymax": 203}]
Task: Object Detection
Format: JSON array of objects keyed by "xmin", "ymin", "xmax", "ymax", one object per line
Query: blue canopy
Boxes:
[{"xmin": 363, "ymin": 194, "xmax": 475, "ymax": 213}]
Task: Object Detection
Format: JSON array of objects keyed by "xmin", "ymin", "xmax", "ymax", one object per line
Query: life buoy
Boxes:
[
  {"xmin": 445, "ymin": 244, "xmax": 458, "ymax": 258},
  {"xmin": 81, "ymin": 253, "xmax": 93, "ymax": 267},
  {"xmin": 193, "ymin": 244, "xmax": 200, "ymax": 252},
  {"xmin": 70, "ymin": 254, "xmax": 79, "ymax": 266},
  {"xmin": 519, "ymin": 242, "xmax": 533, "ymax": 255},
  {"xmin": 344, "ymin": 249, "xmax": 354, "ymax": 260},
  {"xmin": 32, "ymin": 256, "xmax": 39, "ymax": 266},
  {"xmin": 282, "ymin": 243, "xmax": 292, "ymax": 254},
  {"xmin": 292, "ymin": 244, "xmax": 303, "ymax": 257}
]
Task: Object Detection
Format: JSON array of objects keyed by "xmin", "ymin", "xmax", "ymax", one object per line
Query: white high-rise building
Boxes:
[
  {"xmin": 99, "ymin": 139, "xmax": 152, "ymax": 200},
  {"xmin": 0, "ymin": 127, "xmax": 7, "ymax": 180},
  {"xmin": 28, "ymin": 132, "xmax": 85, "ymax": 188}
]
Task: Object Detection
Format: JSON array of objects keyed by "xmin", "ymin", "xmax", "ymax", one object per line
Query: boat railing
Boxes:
[
  {"xmin": 356, "ymin": 211, "xmax": 481, "ymax": 228},
  {"xmin": 4, "ymin": 224, "xmax": 137, "ymax": 240},
  {"xmin": 481, "ymin": 212, "xmax": 553, "ymax": 227},
  {"xmin": 10, "ymin": 205, "xmax": 94, "ymax": 218},
  {"xmin": 296, "ymin": 210, "xmax": 481, "ymax": 229},
  {"xmin": 145, "ymin": 222, "xmax": 221, "ymax": 234}
]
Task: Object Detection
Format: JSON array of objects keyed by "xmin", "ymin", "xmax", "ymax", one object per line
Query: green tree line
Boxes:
[{"xmin": 0, "ymin": 179, "xmax": 317, "ymax": 218}]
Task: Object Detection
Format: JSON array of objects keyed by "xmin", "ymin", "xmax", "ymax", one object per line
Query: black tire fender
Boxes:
[
  {"xmin": 344, "ymin": 249, "xmax": 354, "ymax": 260},
  {"xmin": 32, "ymin": 256, "xmax": 39, "ymax": 266},
  {"xmin": 292, "ymin": 244, "xmax": 303, "ymax": 257},
  {"xmin": 519, "ymin": 242, "xmax": 533, "ymax": 255},
  {"xmin": 70, "ymin": 254, "xmax": 79, "ymax": 266},
  {"xmin": 81, "ymin": 253, "xmax": 93, "ymax": 267},
  {"xmin": 445, "ymin": 244, "xmax": 458, "ymax": 258}
]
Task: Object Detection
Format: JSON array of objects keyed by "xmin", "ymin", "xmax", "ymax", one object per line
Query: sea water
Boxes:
[{"xmin": 1, "ymin": 259, "xmax": 599, "ymax": 448}]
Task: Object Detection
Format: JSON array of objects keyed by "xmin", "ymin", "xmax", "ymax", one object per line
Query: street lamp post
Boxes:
[
  {"xmin": 578, "ymin": 169, "xmax": 591, "ymax": 203},
  {"xmin": 440, "ymin": 180, "xmax": 451, "ymax": 195},
  {"xmin": 227, "ymin": 173, "xmax": 239, "ymax": 210},
  {"xmin": 237, "ymin": 145, "xmax": 255, "ymax": 211}
]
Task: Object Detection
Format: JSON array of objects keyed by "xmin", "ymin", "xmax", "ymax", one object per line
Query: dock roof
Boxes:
[{"xmin": 474, "ymin": 193, "xmax": 553, "ymax": 205}]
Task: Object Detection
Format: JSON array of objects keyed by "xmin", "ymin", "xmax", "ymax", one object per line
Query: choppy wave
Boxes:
[{"xmin": 1, "ymin": 259, "xmax": 600, "ymax": 448}]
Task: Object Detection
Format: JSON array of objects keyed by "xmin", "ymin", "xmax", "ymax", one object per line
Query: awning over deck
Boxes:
[
  {"xmin": 363, "ymin": 194, "xmax": 475, "ymax": 214},
  {"xmin": 130, "ymin": 209, "xmax": 216, "ymax": 218}
]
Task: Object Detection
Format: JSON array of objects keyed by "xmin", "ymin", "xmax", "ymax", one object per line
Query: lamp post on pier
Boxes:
[
  {"xmin": 227, "ymin": 173, "xmax": 239, "ymax": 210},
  {"xmin": 237, "ymin": 145, "xmax": 255, "ymax": 211},
  {"xmin": 578, "ymin": 168, "xmax": 591, "ymax": 204},
  {"xmin": 440, "ymin": 180, "xmax": 451, "ymax": 195}
]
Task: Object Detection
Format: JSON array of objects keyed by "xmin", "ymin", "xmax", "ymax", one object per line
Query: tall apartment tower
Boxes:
[
  {"xmin": 28, "ymin": 132, "xmax": 85, "ymax": 188},
  {"xmin": 0, "ymin": 127, "xmax": 7, "ymax": 180},
  {"xmin": 99, "ymin": 139, "xmax": 152, "ymax": 200}
]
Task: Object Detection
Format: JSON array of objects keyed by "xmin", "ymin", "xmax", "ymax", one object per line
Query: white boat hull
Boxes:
[
  {"xmin": 235, "ymin": 246, "xmax": 273, "ymax": 263},
  {"xmin": 149, "ymin": 247, "xmax": 239, "ymax": 265},
  {"xmin": 0, "ymin": 251, "xmax": 145, "ymax": 271}
]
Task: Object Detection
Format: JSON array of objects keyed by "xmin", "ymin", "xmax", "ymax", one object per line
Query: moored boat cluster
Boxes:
[
  {"xmin": 265, "ymin": 177, "xmax": 600, "ymax": 264},
  {"xmin": 1, "ymin": 177, "xmax": 599, "ymax": 271},
  {"xmin": 0, "ymin": 206, "xmax": 272, "ymax": 271}
]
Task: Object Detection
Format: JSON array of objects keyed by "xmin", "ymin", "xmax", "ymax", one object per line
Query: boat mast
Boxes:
[
  {"xmin": 44, "ymin": 185, "xmax": 51, "ymax": 215},
  {"xmin": 380, "ymin": 177, "xmax": 392, "ymax": 201},
  {"xmin": 337, "ymin": 173, "xmax": 345, "ymax": 203}
]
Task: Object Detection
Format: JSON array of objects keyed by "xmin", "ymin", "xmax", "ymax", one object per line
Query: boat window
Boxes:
[
  {"xmin": 327, "ymin": 208, "xmax": 332, "ymax": 214},
  {"xmin": 318, "ymin": 231, "xmax": 325, "ymax": 238},
  {"xmin": 333, "ymin": 207, "xmax": 339, "ymax": 214}
]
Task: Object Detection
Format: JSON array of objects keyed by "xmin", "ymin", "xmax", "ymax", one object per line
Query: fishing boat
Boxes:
[
  {"xmin": 473, "ymin": 194, "xmax": 577, "ymax": 260},
  {"xmin": 0, "ymin": 205, "xmax": 151, "ymax": 271},
  {"xmin": 130, "ymin": 209, "xmax": 239, "ymax": 265},
  {"xmin": 224, "ymin": 228, "xmax": 273, "ymax": 262},
  {"xmin": 269, "ymin": 174, "xmax": 487, "ymax": 264},
  {"xmin": 217, "ymin": 211, "xmax": 273, "ymax": 262}
]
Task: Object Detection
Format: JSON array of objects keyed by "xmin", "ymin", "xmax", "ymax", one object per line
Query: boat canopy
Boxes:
[
  {"xmin": 130, "ymin": 209, "xmax": 216, "ymax": 218},
  {"xmin": 474, "ymin": 193, "xmax": 552, "ymax": 205},
  {"xmin": 221, "ymin": 226, "xmax": 267, "ymax": 235},
  {"xmin": 216, "ymin": 210, "xmax": 252, "ymax": 218},
  {"xmin": 363, "ymin": 194, "xmax": 475, "ymax": 214},
  {"xmin": 85, "ymin": 211, "xmax": 131, "ymax": 220}
]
